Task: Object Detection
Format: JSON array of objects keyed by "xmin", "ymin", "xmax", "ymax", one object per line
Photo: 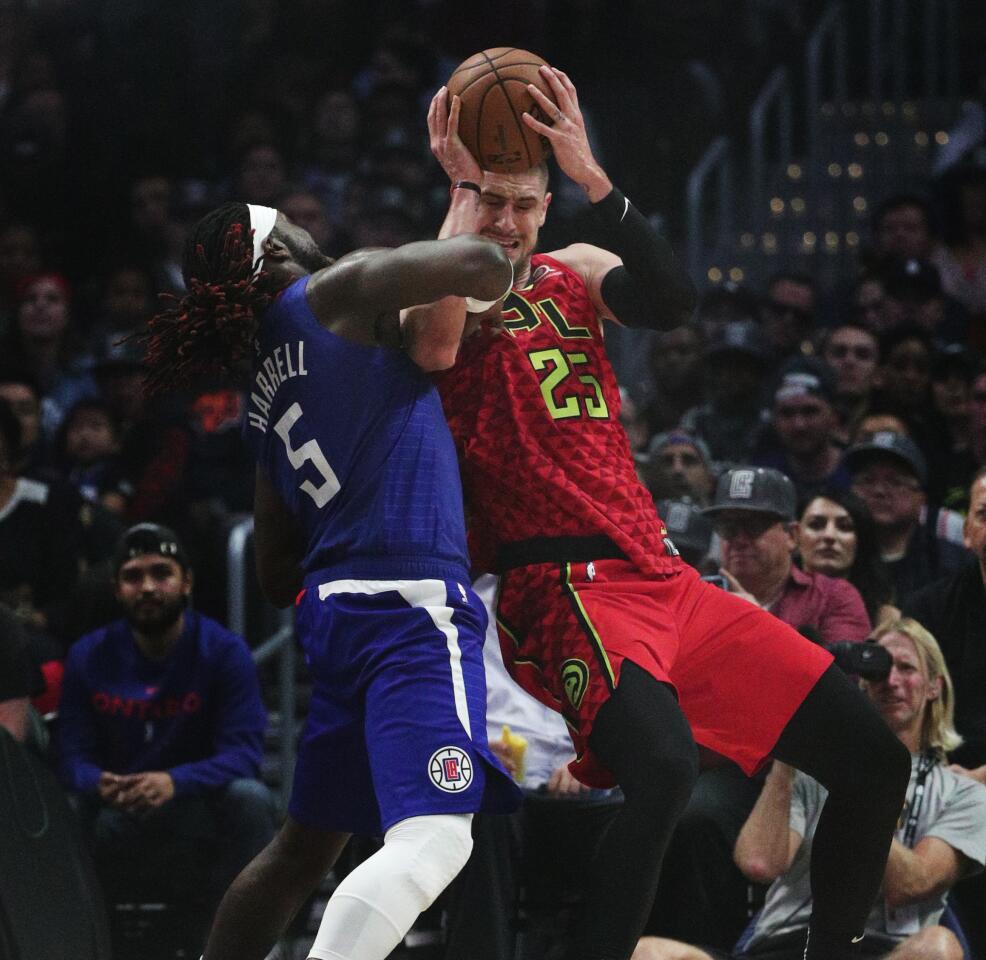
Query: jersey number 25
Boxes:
[{"xmin": 274, "ymin": 402, "xmax": 340, "ymax": 508}]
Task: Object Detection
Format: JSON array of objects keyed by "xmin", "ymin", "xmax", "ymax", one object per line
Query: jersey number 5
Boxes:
[
  {"xmin": 274, "ymin": 402, "xmax": 340, "ymax": 507},
  {"xmin": 528, "ymin": 348, "xmax": 610, "ymax": 421}
]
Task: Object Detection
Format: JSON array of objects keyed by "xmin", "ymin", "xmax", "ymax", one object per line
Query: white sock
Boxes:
[{"xmin": 307, "ymin": 813, "xmax": 473, "ymax": 960}]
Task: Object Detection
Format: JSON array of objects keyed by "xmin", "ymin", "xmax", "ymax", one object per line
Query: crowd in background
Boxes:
[{"xmin": 2, "ymin": 1, "xmax": 986, "ymax": 958}]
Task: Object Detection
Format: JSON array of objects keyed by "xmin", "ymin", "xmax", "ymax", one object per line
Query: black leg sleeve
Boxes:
[
  {"xmin": 566, "ymin": 661, "xmax": 699, "ymax": 960},
  {"xmin": 771, "ymin": 664, "xmax": 911, "ymax": 960}
]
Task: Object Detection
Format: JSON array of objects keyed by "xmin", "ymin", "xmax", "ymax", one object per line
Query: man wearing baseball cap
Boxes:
[
  {"xmin": 58, "ymin": 523, "xmax": 276, "ymax": 926},
  {"xmin": 649, "ymin": 468, "xmax": 871, "ymax": 949},
  {"xmin": 754, "ymin": 361, "xmax": 851, "ymax": 499},
  {"xmin": 845, "ymin": 432, "xmax": 972, "ymax": 600}
]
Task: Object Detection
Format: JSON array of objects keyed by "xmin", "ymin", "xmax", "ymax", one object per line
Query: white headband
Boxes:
[{"xmin": 247, "ymin": 204, "xmax": 278, "ymax": 275}]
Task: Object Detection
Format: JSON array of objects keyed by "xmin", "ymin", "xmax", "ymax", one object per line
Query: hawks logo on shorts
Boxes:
[
  {"xmin": 562, "ymin": 658, "xmax": 589, "ymax": 709},
  {"xmin": 429, "ymin": 746, "xmax": 473, "ymax": 792}
]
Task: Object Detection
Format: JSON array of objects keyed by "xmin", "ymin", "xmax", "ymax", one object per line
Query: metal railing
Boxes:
[
  {"xmin": 686, "ymin": 136, "xmax": 733, "ymax": 281},
  {"xmin": 749, "ymin": 66, "xmax": 793, "ymax": 230},
  {"xmin": 806, "ymin": 1, "xmax": 849, "ymax": 163},
  {"xmin": 227, "ymin": 517, "xmax": 297, "ymax": 811}
]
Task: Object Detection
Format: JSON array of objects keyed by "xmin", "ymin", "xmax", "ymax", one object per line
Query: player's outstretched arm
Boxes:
[
  {"xmin": 306, "ymin": 235, "xmax": 512, "ymax": 344},
  {"xmin": 523, "ymin": 66, "xmax": 697, "ymax": 330}
]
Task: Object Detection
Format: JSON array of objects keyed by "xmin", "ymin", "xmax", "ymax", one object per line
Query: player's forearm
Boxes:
[
  {"xmin": 734, "ymin": 763, "xmax": 796, "ymax": 883},
  {"xmin": 403, "ymin": 296, "xmax": 467, "ymax": 371},
  {"xmin": 594, "ymin": 187, "xmax": 697, "ymax": 329},
  {"xmin": 438, "ymin": 187, "xmax": 482, "ymax": 239}
]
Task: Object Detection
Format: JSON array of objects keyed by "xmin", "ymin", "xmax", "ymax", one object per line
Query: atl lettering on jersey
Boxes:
[{"xmin": 436, "ymin": 254, "xmax": 679, "ymax": 576}]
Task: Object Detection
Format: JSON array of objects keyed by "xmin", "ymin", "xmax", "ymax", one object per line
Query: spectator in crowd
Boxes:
[
  {"xmin": 871, "ymin": 193, "xmax": 936, "ymax": 261},
  {"xmin": 655, "ymin": 498, "xmax": 715, "ymax": 570},
  {"xmin": 236, "ymin": 142, "xmax": 289, "ymax": 207},
  {"xmin": 0, "ymin": 604, "xmax": 44, "ymax": 743},
  {"xmin": 753, "ymin": 361, "xmax": 850, "ymax": 499},
  {"xmin": 692, "ymin": 283, "xmax": 760, "ymax": 344},
  {"xmin": 58, "ymin": 523, "xmax": 277, "ymax": 911},
  {"xmin": 0, "ymin": 398, "xmax": 82, "ymax": 658},
  {"xmin": 126, "ymin": 174, "xmax": 184, "ymax": 296},
  {"xmin": 819, "ymin": 322, "xmax": 879, "ymax": 441},
  {"xmin": 279, "ymin": 188, "xmax": 341, "ymax": 259},
  {"xmin": 878, "ymin": 257, "xmax": 967, "ymax": 346},
  {"xmin": 0, "ymin": 369, "xmax": 46, "ymax": 474},
  {"xmin": 966, "ymin": 368, "xmax": 986, "ymax": 484},
  {"xmin": 55, "ymin": 398, "xmax": 131, "ymax": 515},
  {"xmin": 444, "ymin": 575, "xmax": 623, "ymax": 960},
  {"xmin": 620, "ymin": 387, "xmax": 652, "ymax": 454},
  {"xmin": 635, "ymin": 617, "xmax": 986, "ymax": 960},
  {"xmin": 760, "ymin": 272, "xmax": 815, "ymax": 363},
  {"xmin": 933, "ymin": 164, "xmax": 986, "ymax": 321},
  {"xmin": 2, "ymin": 272, "xmax": 97, "ymax": 439},
  {"xmin": 640, "ymin": 321, "xmax": 705, "ymax": 436},
  {"xmin": 846, "ymin": 432, "xmax": 971, "ymax": 601},
  {"xmin": 88, "ymin": 264, "xmax": 155, "ymax": 345},
  {"xmin": 681, "ymin": 321, "xmax": 770, "ymax": 466},
  {"xmin": 904, "ymin": 466, "xmax": 986, "ymax": 955},
  {"xmin": 645, "ymin": 431, "xmax": 717, "ymax": 505},
  {"xmin": 647, "ymin": 468, "xmax": 871, "ymax": 951},
  {"xmin": 0, "ymin": 220, "xmax": 42, "ymax": 325},
  {"xmin": 796, "ymin": 487, "xmax": 897, "ymax": 627},
  {"xmin": 853, "ymin": 269, "xmax": 890, "ymax": 334},
  {"xmin": 930, "ymin": 346, "xmax": 979, "ymax": 509}
]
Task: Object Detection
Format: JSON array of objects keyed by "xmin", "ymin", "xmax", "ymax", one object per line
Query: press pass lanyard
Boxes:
[{"xmin": 902, "ymin": 752, "xmax": 938, "ymax": 848}]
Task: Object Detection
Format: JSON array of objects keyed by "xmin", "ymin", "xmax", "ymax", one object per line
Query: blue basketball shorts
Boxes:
[{"xmin": 289, "ymin": 576, "xmax": 522, "ymax": 835}]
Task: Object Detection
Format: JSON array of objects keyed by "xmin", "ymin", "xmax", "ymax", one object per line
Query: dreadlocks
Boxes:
[{"xmin": 143, "ymin": 202, "xmax": 283, "ymax": 396}]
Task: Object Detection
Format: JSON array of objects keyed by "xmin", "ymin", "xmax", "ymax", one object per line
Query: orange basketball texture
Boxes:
[{"xmin": 446, "ymin": 48, "xmax": 556, "ymax": 173}]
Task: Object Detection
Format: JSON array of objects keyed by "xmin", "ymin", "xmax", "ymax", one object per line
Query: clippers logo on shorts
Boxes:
[
  {"xmin": 562, "ymin": 658, "xmax": 589, "ymax": 710},
  {"xmin": 729, "ymin": 470, "xmax": 755, "ymax": 499},
  {"xmin": 429, "ymin": 747, "xmax": 473, "ymax": 793}
]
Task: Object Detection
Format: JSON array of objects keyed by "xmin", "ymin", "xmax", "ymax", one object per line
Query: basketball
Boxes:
[{"xmin": 446, "ymin": 47, "xmax": 557, "ymax": 174}]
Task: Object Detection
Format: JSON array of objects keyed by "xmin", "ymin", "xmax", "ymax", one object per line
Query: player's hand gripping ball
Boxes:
[{"xmin": 446, "ymin": 47, "xmax": 558, "ymax": 173}]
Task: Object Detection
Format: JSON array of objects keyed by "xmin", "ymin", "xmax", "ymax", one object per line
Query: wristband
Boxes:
[
  {"xmin": 465, "ymin": 260, "xmax": 514, "ymax": 313},
  {"xmin": 450, "ymin": 180, "xmax": 481, "ymax": 196}
]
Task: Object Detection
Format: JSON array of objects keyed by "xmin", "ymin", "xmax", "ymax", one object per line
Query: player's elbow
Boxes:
[
  {"xmin": 412, "ymin": 343, "xmax": 460, "ymax": 372},
  {"xmin": 459, "ymin": 235, "xmax": 513, "ymax": 299}
]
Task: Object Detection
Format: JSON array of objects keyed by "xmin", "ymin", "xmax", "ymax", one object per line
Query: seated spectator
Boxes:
[
  {"xmin": 903, "ymin": 467, "xmax": 986, "ymax": 957},
  {"xmin": 56, "ymin": 398, "xmax": 132, "ymax": 514},
  {"xmin": 930, "ymin": 346, "xmax": 979, "ymax": 509},
  {"xmin": 444, "ymin": 575, "xmax": 621, "ymax": 960},
  {"xmin": 645, "ymin": 432, "xmax": 716, "ymax": 505},
  {"xmin": 760, "ymin": 272, "xmax": 816, "ymax": 364},
  {"xmin": 796, "ymin": 487, "xmax": 897, "ymax": 627},
  {"xmin": 819, "ymin": 322, "xmax": 879, "ymax": 442},
  {"xmin": 656, "ymin": 499, "xmax": 715, "ymax": 571},
  {"xmin": 753, "ymin": 360, "xmax": 850, "ymax": 499},
  {"xmin": 845, "ymin": 432, "xmax": 972, "ymax": 602},
  {"xmin": 639, "ymin": 321, "xmax": 705, "ymax": 436},
  {"xmin": 964, "ymin": 369, "xmax": 986, "ymax": 499},
  {"xmin": 635, "ymin": 617, "xmax": 986, "ymax": 960},
  {"xmin": 852, "ymin": 269, "xmax": 890, "ymax": 334},
  {"xmin": 645, "ymin": 469, "xmax": 870, "ymax": 951},
  {"xmin": 871, "ymin": 193, "xmax": 937, "ymax": 262},
  {"xmin": 620, "ymin": 387, "xmax": 651, "ymax": 454},
  {"xmin": 1, "ymin": 272, "xmax": 97, "ymax": 439},
  {"xmin": 932, "ymin": 164, "xmax": 986, "ymax": 322},
  {"xmin": 58, "ymin": 523, "xmax": 277, "ymax": 912},
  {"xmin": 703, "ymin": 468, "xmax": 871, "ymax": 640},
  {"xmin": 0, "ymin": 398, "xmax": 83, "ymax": 657},
  {"xmin": 878, "ymin": 257, "xmax": 968, "ymax": 346},
  {"xmin": 680, "ymin": 322, "xmax": 770, "ymax": 467},
  {"xmin": 0, "ymin": 604, "xmax": 44, "ymax": 744},
  {"xmin": 0, "ymin": 368, "xmax": 47, "ymax": 474}
]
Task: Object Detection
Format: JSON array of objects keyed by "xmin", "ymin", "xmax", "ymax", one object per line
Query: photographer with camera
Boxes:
[
  {"xmin": 648, "ymin": 468, "xmax": 873, "ymax": 949},
  {"xmin": 635, "ymin": 618, "xmax": 986, "ymax": 960}
]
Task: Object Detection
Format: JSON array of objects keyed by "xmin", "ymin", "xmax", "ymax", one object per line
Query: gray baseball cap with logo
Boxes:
[
  {"xmin": 701, "ymin": 467, "xmax": 797, "ymax": 521},
  {"xmin": 843, "ymin": 431, "xmax": 927, "ymax": 487}
]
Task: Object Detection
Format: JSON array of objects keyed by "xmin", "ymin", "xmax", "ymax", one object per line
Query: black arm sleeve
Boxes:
[{"xmin": 593, "ymin": 187, "xmax": 697, "ymax": 330}]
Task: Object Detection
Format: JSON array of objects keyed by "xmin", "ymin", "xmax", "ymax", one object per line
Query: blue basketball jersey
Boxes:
[{"xmin": 243, "ymin": 276, "xmax": 470, "ymax": 583}]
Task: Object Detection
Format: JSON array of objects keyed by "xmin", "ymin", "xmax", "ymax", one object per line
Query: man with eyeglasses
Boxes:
[
  {"xmin": 845, "ymin": 432, "xmax": 971, "ymax": 601},
  {"xmin": 647, "ymin": 468, "xmax": 871, "ymax": 950}
]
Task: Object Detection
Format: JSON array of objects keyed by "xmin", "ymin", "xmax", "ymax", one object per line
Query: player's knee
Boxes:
[
  {"xmin": 384, "ymin": 813, "xmax": 474, "ymax": 909},
  {"xmin": 629, "ymin": 739, "xmax": 698, "ymax": 819},
  {"xmin": 848, "ymin": 721, "xmax": 911, "ymax": 802}
]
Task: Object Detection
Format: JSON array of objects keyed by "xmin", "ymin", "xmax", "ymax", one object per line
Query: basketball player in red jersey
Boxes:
[{"xmin": 423, "ymin": 67, "xmax": 910, "ymax": 960}]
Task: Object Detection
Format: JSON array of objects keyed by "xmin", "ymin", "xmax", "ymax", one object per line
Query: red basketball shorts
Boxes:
[{"xmin": 495, "ymin": 559, "xmax": 833, "ymax": 788}]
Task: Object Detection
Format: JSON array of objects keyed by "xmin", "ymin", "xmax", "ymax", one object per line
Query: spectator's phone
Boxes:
[{"xmin": 700, "ymin": 574, "xmax": 730, "ymax": 591}]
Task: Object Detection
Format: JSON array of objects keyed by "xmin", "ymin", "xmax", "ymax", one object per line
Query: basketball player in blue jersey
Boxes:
[{"xmin": 143, "ymin": 201, "xmax": 519, "ymax": 960}]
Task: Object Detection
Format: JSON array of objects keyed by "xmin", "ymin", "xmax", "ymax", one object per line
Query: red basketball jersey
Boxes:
[{"xmin": 436, "ymin": 253, "xmax": 680, "ymax": 576}]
